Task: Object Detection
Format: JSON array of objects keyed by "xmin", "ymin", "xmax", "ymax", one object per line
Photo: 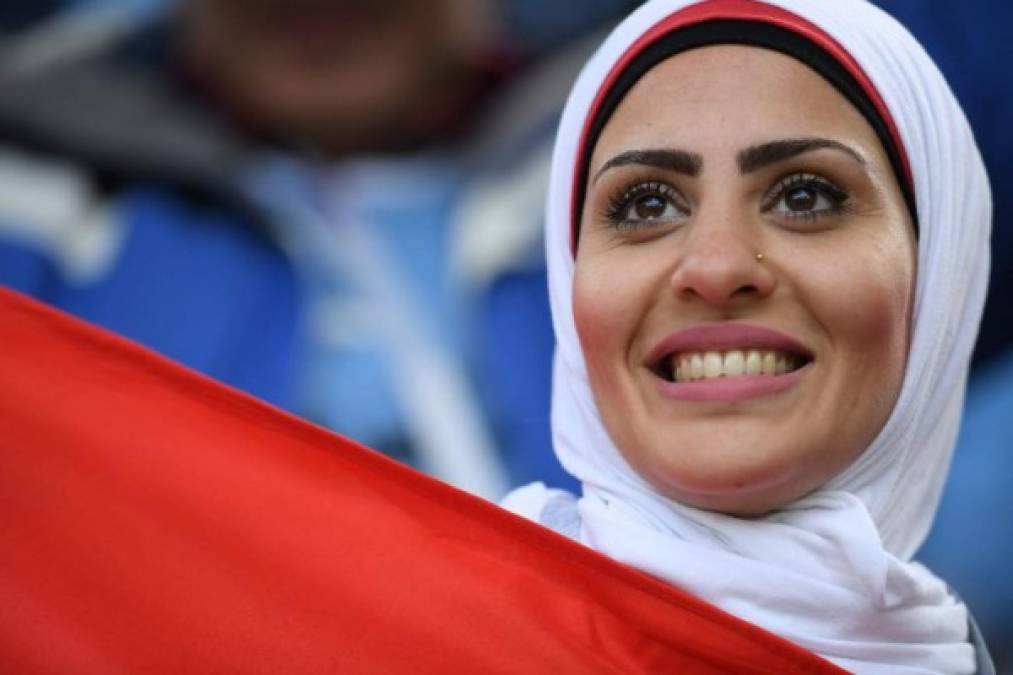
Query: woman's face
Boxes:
[{"xmin": 573, "ymin": 45, "xmax": 916, "ymax": 514}]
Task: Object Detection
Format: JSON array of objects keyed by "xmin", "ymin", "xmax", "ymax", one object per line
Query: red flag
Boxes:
[{"xmin": 0, "ymin": 287, "xmax": 844, "ymax": 674}]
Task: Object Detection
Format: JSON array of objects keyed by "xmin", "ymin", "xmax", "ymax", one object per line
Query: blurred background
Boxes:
[{"xmin": 0, "ymin": 0, "xmax": 1010, "ymax": 669}]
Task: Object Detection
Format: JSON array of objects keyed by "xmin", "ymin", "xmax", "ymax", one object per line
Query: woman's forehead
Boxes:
[{"xmin": 588, "ymin": 44, "xmax": 883, "ymax": 171}]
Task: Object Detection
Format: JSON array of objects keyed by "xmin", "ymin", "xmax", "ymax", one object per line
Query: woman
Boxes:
[{"xmin": 503, "ymin": 0, "xmax": 992, "ymax": 672}]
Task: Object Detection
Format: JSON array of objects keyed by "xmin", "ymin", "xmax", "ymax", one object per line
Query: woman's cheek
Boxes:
[
  {"xmin": 573, "ymin": 268, "xmax": 610, "ymax": 370},
  {"xmin": 802, "ymin": 231, "xmax": 914, "ymax": 423},
  {"xmin": 839, "ymin": 232, "xmax": 914, "ymax": 357},
  {"xmin": 573, "ymin": 262, "xmax": 633, "ymax": 383}
]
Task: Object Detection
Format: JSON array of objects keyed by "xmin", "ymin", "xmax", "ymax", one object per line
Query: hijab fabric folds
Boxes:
[{"xmin": 503, "ymin": 1, "xmax": 991, "ymax": 672}]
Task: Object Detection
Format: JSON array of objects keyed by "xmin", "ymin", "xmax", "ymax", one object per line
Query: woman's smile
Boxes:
[{"xmin": 644, "ymin": 322, "xmax": 813, "ymax": 401}]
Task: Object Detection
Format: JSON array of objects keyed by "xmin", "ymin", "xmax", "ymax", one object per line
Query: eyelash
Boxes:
[
  {"xmin": 761, "ymin": 173, "xmax": 850, "ymax": 221},
  {"xmin": 601, "ymin": 172, "xmax": 850, "ymax": 231},
  {"xmin": 602, "ymin": 181, "xmax": 687, "ymax": 230}
]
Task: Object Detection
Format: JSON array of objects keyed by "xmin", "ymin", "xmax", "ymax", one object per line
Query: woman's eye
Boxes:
[
  {"xmin": 766, "ymin": 174, "xmax": 848, "ymax": 220},
  {"xmin": 631, "ymin": 194, "xmax": 677, "ymax": 219},
  {"xmin": 605, "ymin": 182, "xmax": 687, "ymax": 228}
]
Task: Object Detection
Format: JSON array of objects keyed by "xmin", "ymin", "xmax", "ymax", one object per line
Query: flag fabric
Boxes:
[{"xmin": 0, "ymin": 287, "xmax": 843, "ymax": 674}]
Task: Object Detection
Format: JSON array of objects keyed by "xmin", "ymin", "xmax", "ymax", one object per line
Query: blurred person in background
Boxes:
[{"xmin": 0, "ymin": 0, "xmax": 633, "ymax": 499}]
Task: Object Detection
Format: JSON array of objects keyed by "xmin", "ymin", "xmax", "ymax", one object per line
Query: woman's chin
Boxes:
[{"xmin": 639, "ymin": 458, "xmax": 814, "ymax": 516}]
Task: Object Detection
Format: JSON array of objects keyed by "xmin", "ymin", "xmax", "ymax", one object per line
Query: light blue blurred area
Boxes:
[
  {"xmin": 501, "ymin": 0, "xmax": 637, "ymax": 52},
  {"xmin": 919, "ymin": 353, "xmax": 1013, "ymax": 651},
  {"xmin": 64, "ymin": 0, "xmax": 167, "ymax": 9},
  {"xmin": 56, "ymin": 0, "xmax": 169, "ymax": 20}
]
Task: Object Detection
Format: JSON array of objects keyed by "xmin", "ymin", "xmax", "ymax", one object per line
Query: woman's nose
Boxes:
[{"xmin": 668, "ymin": 225, "xmax": 776, "ymax": 307}]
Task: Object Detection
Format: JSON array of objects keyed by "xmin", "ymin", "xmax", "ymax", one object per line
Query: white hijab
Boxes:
[{"xmin": 503, "ymin": 1, "xmax": 991, "ymax": 672}]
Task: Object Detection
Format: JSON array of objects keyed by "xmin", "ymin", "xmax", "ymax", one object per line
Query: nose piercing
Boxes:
[{"xmin": 755, "ymin": 252, "xmax": 765, "ymax": 262}]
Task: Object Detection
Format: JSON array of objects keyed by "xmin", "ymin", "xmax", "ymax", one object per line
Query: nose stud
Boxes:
[{"xmin": 755, "ymin": 252, "xmax": 765, "ymax": 262}]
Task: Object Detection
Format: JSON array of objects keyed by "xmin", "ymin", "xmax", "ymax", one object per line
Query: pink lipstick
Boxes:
[{"xmin": 645, "ymin": 323, "xmax": 813, "ymax": 402}]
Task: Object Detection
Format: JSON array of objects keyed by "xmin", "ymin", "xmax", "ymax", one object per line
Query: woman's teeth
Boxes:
[{"xmin": 671, "ymin": 350, "xmax": 804, "ymax": 383}]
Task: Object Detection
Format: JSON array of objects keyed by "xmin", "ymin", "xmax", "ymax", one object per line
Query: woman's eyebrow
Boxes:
[
  {"xmin": 737, "ymin": 137, "xmax": 866, "ymax": 173},
  {"xmin": 592, "ymin": 148, "xmax": 703, "ymax": 185}
]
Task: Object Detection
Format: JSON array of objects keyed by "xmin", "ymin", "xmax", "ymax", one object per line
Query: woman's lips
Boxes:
[
  {"xmin": 645, "ymin": 323, "xmax": 813, "ymax": 402},
  {"xmin": 655, "ymin": 364, "xmax": 810, "ymax": 402}
]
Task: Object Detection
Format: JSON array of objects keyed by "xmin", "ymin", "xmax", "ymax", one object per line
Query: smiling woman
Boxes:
[
  {"xmin": 576, "ymin": 43, "xmax": 916, "ymax": 515},
  {"xmin": 502, "ymin": 0, "xmax": 991, "ymax": 673}
]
